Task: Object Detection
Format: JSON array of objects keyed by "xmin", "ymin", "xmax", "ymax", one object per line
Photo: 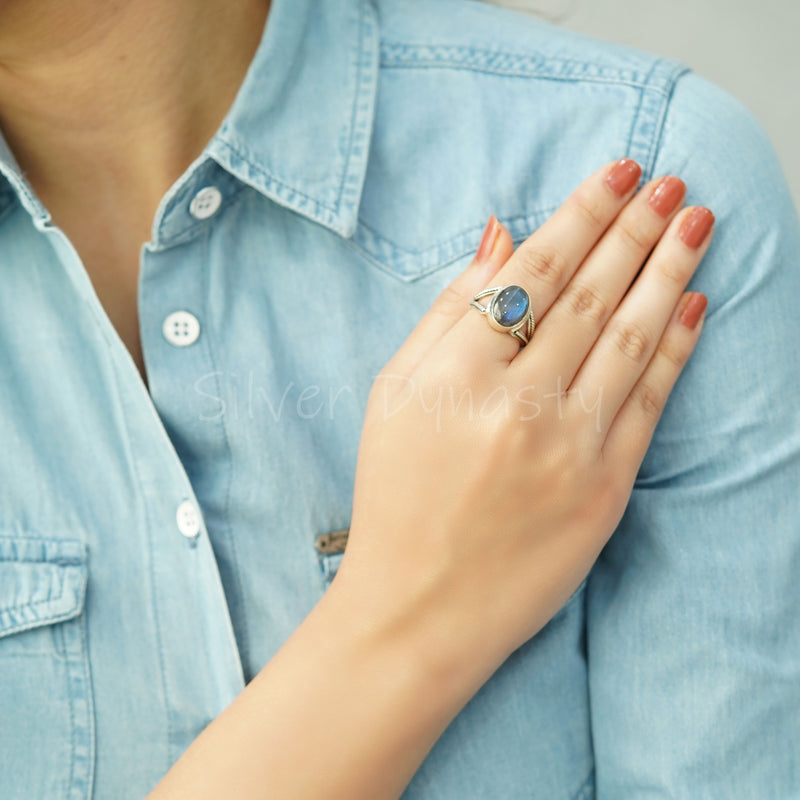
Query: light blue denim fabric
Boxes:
[{"xmin": 0, "ymin": 0, "xmax": 798, "ymax": 797}]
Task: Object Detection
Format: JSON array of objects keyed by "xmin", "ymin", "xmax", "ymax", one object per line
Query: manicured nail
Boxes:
[
  {"xmin": 679, "ymin": 207, "xmax": 715, "ymax": 248},
  {"xmin": 679, "ymin": 292, "xmax": 708, "ymax": 329},
  {"xmin": 605, "ymin": 158, "xmax": 642, "ymax": 196},
  {"xmin": 475, "ymin": 215, "xmax": 500, "ymax": 264},
  {"xmin": 649, "ymin": 176, "xmax": 686, "ymax": 218}
]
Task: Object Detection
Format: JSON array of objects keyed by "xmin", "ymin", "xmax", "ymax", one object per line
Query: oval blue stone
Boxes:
[{"xmin": 491, "ymin": 285, "xmax": 529, "ymax": 328}]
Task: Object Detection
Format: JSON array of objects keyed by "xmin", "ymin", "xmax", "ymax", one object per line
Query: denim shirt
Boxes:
[{"xmin": 1, "ymin": 0, "xmax": 799, "ymax": 798}]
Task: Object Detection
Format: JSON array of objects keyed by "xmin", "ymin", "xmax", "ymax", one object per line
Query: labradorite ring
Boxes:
[{"xmin": 470, "ymin": 285, "xmax": 536, "ymax": 346}]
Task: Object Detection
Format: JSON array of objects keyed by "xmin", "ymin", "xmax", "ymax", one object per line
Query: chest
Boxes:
[
  {"xmin": 85, "ymin": 249, "xmax": 146, "ymax": 378},
  {"xmin": 57, "ymin": 211, "xmax": 150, "ymax": 380}
]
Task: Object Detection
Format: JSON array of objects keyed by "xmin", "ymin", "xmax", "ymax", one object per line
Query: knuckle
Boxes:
[
  {"xmin": 564, "ymin": 283, "xmax": 608, "ymax": 324},
  {"xmin": 658, "ymin": 259, "xmax": 691, "ymax": 289},
  {"xmin": 656, "ymin": 337, "xmax": 689, "ymax": 370},
  {"xmin": 434, "ymin": 281, "xmax": 467, "ymax": 313},
  {"xmin": 614, "ymin": 219, "xmax": 653, "ymax": 255},
  {"xmin": 427, "ymin": 282, "xmax": 467, "ymax": 325},
  {"xmin": 611, "ymin": 320, "xmax": 651, "ymax": 364},
  {"xmin": 570, "ymin": 189, "xmax": 608, "ymax": 231},
  {"xmin": 635, "ymin": 381, "xmax": 665, "ymax": 420},
  {"xmin": 516, "ymin": 245, "xmax": 567, "ymax": 289}
]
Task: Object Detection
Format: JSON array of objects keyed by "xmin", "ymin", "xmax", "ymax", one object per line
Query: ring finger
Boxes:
[
  {"xmin": 571, "ymin": 204, "xmax": 715, "ymax": 434},
  {"xmin": 449, "ymin": 158, "xmax": 643, "ymax": 362}
]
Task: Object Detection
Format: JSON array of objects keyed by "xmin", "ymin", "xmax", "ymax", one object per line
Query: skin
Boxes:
[
  {"xmin": 148, "ymin": 166, "xmax": 712, "ymax": 799},
  {"xmin": 0, "ymin": 3, "xmax": 712, "ymax": 798},
  {"xmin": 0, "ymin": 0, "xmax": 270, "ymax": 380}
]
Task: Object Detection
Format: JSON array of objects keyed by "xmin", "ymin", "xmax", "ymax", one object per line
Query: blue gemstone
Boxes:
[{"xmin": 491, "ymin": 286, "xmax": 529, "ymax": 328}]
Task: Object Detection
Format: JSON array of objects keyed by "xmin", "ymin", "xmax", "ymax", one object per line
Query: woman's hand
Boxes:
[
  {"xmin": 148, "ymin": 160, "xmax": 713, "ymax": 800},
  {"xmin": 340, "ymin": 159, "xmax": 712, "ymax": 680}
]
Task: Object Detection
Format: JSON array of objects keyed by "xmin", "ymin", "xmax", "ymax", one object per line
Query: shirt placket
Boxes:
[{"xmin": 39, "ymin": 170, "xmax": 246, "ymax": 767}]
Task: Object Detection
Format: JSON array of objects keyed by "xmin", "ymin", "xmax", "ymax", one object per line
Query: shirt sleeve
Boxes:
[{"xmin": 586, "ymin": 70, "xmax": 800, "ymax": 797}]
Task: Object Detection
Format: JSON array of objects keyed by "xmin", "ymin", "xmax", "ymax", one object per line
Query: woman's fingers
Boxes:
[
  {"xmin": 351, "ymin": 162, "xmax": 715, "ymax": 683},
  {"xmin": 453, "ymin": 158, "xmax": 643, "ymax": 363},
  {"xmin": 382, "ymin": 217, "xmax": 514, "ymax": 377},
  {"xmin": 571, "ymin": 205, "xmax": 714, "ymax": 434},
  {"xmin": 603, "ymin": 291, "xmax": 708, "ymax": 478},
  {"xmin": 515, "ymin": 176, "xmax": 686, "ymax": 382}
]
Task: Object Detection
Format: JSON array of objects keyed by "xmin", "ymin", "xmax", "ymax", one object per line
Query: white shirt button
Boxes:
[
  {"xmin": 176, "ymin": 500, "xmax": 201, "ymax": 540},
  {"xmin": 189, "ymin": 186, "xmax": 222, "ymax": 219},
  {"xmin": 162, "ymin": 311, "xmax": 200, "ymax": 347}
]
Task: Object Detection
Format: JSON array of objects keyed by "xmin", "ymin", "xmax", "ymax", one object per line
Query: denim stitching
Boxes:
[
  {"xmin": 66, "ymin": 618, "xmax": 77, "ymax": 800},
  {"xmin": 109, "ymin": 348, "xmax": 175, "ymax": 776},
  {"xmin": 335, "ymin": 2, "xmax": 366, "ymax": 214},
  {"xmin": 59, "ymin": 610, "xmax": 94, "ymax": 799},
  {"xmin": 199, "ymin": 223, "xmax": 252, "ymax": 675},
  {"xmin": 214, "ymin": 136, "xmax": 339, "ymax": 213},
  {"xmin": 625, "ymin": 59, "xmax": 690, "ymax": 182},
  {"xmin": 380, "ymin": 42, "xmax": 671, "ymax": 93},
  {"xmin": 335, "ymin": 1, "xmax": 379, "ymax": 218},
  {"xmin": 350, "ymin": 208, "xmax": 557, "ymax": 281},
  {"xmin": 352, "ymin": 209, "xmax": 550, "ymax": 265},
  {"xmin": 0, "ymin": 164, "xmax": 48, "ymax": 222},
  {"xmin": 0, "ymin": 567, "xmax": 65, "ymax": 614},
  {"xmin": 0, "ymin": 535, "xmax": 86, "ymax": 563},
  {"xmin": 622, "ymin": 59, "xmax": 661, "ymax": 178},
  {"xmin": 208, "ymin": 137, "xmax": 349, "ymax": 236},
  {"xmin": 0, "ymin": 569, "xmax": 89, "ymax": 638},
  {"xmin": 644, "ymin": 67, "xmax": 693, "ymax": 182}
]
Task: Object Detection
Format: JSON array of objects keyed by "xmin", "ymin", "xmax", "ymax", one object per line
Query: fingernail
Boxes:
[
  {"xmin": 475, "ymin": 215, "xmax": 500, "ymax": 264},
  {"xmin": 605, "ymin": 158, "xmax": 642, "ymax": 196},
  {"xmin": 679, "ymin": 292, "xmax": 708, "ymax": 329},
  {"xmin": 679, "ymin": 207, "xmax": 715, "ymax": 248},
  {"xmin": 648, "ymin": 176, "xmax": 686, "ymax": 218}
]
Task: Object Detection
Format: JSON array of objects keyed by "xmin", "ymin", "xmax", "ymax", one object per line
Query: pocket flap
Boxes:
[{"xmin": 0, "ymin": 536, "xmax": 88, "ymax": 638}]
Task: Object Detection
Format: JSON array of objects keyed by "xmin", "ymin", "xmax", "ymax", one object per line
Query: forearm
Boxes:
[{"xmin": 146, "ymin": 573, "xmax": 485, "ymax": 800}]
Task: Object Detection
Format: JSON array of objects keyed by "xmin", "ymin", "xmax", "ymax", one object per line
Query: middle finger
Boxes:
[{"xmin": 511, "ymin": 175, "xmax": 687, "ymax": 383}]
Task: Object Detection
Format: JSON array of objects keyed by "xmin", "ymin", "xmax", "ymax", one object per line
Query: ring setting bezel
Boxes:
[{"xmin": 470, "ymin": 285, "xmax": 536, "ymax": 345}]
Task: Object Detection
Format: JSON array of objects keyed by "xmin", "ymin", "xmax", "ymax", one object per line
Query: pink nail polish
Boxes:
[
  {"xmin": 476, "ymin": 215, "xmax": 500, "ymax": 264},
  {"xmin": 605, "ymin": 159, "xmax": 642, "ymax": 196},
  {"xmin": 649, "ymin": 176, "xmax": 686, "ymax": 218},
  {"xmin": 679, "ymin": 207, "xmax": 715, "ymax": 248},
  {"xmin": 679, "ymin": 292, "xmax": 708, "ymax": 329}
]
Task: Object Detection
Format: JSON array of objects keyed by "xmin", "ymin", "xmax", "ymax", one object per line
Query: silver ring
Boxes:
[{"xmin": 470, "ymin": 285, "xmax": 535, "ymax": 346}]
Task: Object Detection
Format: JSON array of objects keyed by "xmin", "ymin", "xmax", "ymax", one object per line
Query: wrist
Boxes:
[{"xmin": 326, "ymin": 554, "xmax": 503, "ymax": 717}]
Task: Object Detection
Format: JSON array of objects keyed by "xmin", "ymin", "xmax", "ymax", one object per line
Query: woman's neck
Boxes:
[{"xmin": 0, "ymin": 0, "xmax": 270, "ymax": 213}]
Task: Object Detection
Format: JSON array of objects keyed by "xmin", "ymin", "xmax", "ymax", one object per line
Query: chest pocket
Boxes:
[{"xmin": 0, "ymin": 536, "xmax": 93, "ymax": 800}]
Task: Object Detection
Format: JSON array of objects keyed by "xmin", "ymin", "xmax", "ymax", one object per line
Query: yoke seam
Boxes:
[{"xmin": 380, "ymin": 42, "xmax": 674, "ymax": 93}]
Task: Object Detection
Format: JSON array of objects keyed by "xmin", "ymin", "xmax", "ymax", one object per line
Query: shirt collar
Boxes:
[
  {"xmin": 206, "ymin": 0, "xmax": 380, "ymax": 238},
  {"xmin": 0, "ymin": 132, "xmax": 48, "ymax": 223},
  {"xmin": 0, "ymin": 0, "xmax": 380, "ymax": 238}
]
